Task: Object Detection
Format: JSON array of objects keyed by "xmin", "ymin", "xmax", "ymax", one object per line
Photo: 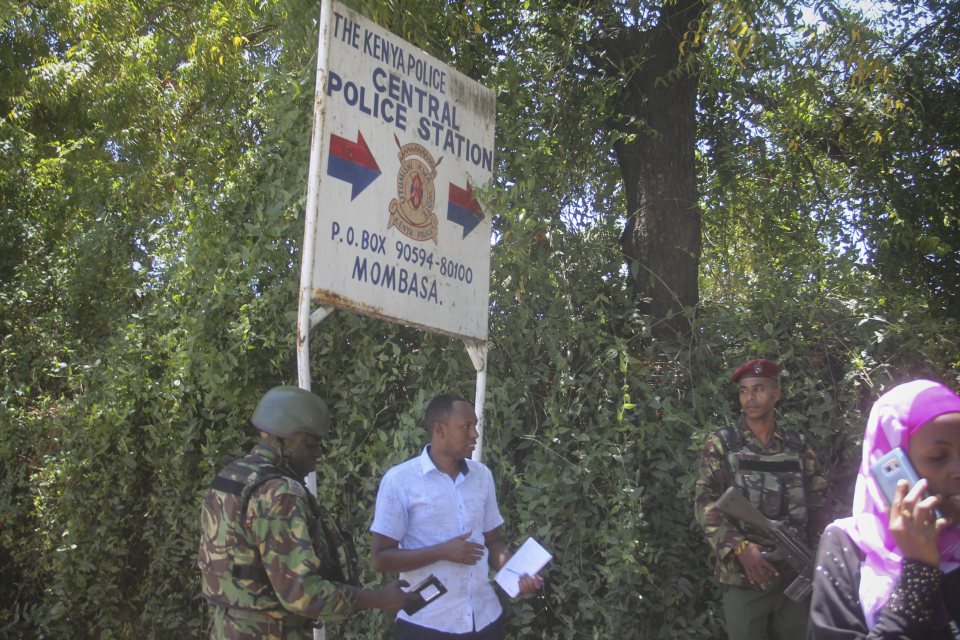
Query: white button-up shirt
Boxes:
[{"xmin": 370, "ymin": 446, "xmax": 505, "ymax": 633}]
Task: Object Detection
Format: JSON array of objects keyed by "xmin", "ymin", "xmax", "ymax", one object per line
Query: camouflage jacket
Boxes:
[
  {"xmin": 198, "ymin": 443, "xmax": 357, "ymax": 627},
  {"xmin": 694, "ymin": 419, "xmax": 828, "ymax": 588}
]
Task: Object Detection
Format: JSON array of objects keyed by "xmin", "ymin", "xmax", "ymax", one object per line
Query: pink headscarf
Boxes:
[{"xmin": 833, "ymin": 379, "xmax": 960, "ymax": 627}]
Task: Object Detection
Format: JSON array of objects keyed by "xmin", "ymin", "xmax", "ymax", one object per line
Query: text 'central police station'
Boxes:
[{"xmin": 328, "ymin": 11, "xmax": 493, "ymax": 173}]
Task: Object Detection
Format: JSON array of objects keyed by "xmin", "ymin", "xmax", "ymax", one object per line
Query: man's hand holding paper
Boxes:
[
  {"xmin": 494, "ymin": 537, "xmax": 552, "ymax": 598},
  {"xmin": 516, "ymin": 571, "xmax": 544, "ymax": 595}
]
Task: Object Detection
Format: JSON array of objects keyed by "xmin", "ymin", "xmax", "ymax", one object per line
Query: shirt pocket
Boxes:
[{"xmin": 461, "ymin": 493, "xmax": 489, "ymax": 534}]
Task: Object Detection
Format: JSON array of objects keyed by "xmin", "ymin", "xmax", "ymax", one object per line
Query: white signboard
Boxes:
[{"xmin": 310, "ymin": 2, "xmax": 496, "ymax": 341}]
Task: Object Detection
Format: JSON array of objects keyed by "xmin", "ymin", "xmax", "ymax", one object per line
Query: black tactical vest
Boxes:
[{"xmin": 718, "ymin": 424, "xmax": 808, "ymax": 537}]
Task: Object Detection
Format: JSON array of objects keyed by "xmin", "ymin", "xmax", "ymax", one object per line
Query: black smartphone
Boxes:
[
  {"xmin": 402, "ymin": 574, "xmax": 447, "ymax": 615},
  {"xmin": 870, "ymin": 447, "xmax": 943, "ymax": 518}
]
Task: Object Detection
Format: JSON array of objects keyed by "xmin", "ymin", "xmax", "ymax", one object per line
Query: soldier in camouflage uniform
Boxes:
[
  {"xmin": 198, "ymin": 386, "xmax": 417, "ymax": 640},
  {"xmin": 694, "ymin": 359, "xmax": 829, "ymax": 640}
]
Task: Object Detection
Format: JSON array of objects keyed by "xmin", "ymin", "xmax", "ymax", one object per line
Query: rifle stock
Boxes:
[
  {"xmin": 715, "ymin": 487, "xmax": 815, "ymax": 602},
  {"xmin": 715, "ymin": 486, "xmax": 775, "ymax": 532}
]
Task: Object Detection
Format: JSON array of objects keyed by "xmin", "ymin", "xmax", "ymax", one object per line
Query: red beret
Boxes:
[{"xmin": 732, "ymin": 358, "xmax": 780, "ymax": 383}]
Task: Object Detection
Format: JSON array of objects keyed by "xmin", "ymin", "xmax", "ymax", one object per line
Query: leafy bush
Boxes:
[{"xmin": 2, "ymin": 1, "xmax": 958, "ymax": 638}]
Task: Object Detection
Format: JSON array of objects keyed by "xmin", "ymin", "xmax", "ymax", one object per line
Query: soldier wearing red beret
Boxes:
[{"xmin": 694, "ymin": 359, "xmax": 829, "ymax": 640}]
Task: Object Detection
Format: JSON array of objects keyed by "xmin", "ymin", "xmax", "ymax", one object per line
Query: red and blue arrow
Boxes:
[
  {"xmin": 327, "ymin": 131, "xmax": 380, "ymax": 200},
  {"xmin": 447, "ymin": 183, "xmax": 485, "ymax": 238}
]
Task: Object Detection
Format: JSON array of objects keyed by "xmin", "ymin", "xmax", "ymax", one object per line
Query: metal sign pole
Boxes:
[
  {"xmin": 298, "ymin": 2, "xmax": 335, "ymax": 638},
  {"xmin": 464, "ymin": 340, "xmax": 488, "ymax": 462},
  {"xmin": 297, "ymin": 0, "xmax": 335, "ymax": 397}
]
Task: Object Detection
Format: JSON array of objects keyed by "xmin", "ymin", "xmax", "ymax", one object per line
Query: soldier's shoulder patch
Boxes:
[
  {"xmin": 273, "ymin": 476, "xmax": 307, "ymax": 498},
  {"xmin": 282, "ymin": 477, "xmax": 308, "ymax": 498},
  {"xmin": 247, "ymin": 478, "xmax": 304, "ymax": 519},
  {"xmin": 253, "ymin": 476, "xmax": 307, "ymax": 500}
]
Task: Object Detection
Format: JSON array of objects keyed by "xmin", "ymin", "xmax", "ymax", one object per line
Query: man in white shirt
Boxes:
[{"xmin": 370, "ymin": 394, "xmax": 541, "ymax": 639}]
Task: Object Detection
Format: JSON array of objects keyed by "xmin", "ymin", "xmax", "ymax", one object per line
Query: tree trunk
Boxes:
[{"xmin": 609, "ymin": 1, "xmax": 705, "ymax": 336}]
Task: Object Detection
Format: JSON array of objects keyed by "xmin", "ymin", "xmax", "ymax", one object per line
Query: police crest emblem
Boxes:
[{"xmin": 389, "ymin": 139, "xmax": 440, "ymax": 244}]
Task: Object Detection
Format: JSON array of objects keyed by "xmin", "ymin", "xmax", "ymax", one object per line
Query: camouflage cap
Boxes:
[{"xmin": 251, "ymin": 386, "xmax": 330, "ymax": 438}]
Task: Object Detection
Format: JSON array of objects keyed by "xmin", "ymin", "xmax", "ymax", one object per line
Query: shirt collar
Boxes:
[
  {"xmin": 738, "ymin": 418, "xmax": 783, "ymax": 449},
  {"xmin": 252, "ymin": 441, "xmax": 298, "ymax": 475},
  {"xmin": 419, "ymin": 445, "xmax": 469, "ymax": 476},
  {"xmin": 253, "ymin": 441, "xmax": 281, "ymax": 461}
]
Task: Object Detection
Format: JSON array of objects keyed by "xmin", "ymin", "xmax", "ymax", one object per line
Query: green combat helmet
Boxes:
[{"xmin": 251, "ymin": 385, "xmax": 330, "ymax": 438}]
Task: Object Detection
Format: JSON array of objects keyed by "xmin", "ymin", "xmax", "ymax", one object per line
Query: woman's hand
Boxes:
[{"xmin": 888, "ymin": 478, "xmax": 948, "ymax": 567}]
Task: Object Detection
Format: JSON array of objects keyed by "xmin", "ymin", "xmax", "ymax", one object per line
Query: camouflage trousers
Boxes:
[{"xmin": 209, "ymin": 605, "xmax": 320, "ymax": 640}]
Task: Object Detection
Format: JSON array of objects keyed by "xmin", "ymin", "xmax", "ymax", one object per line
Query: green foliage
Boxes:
[
  {"xmin": 697, "ymin": 0, "xmax": 960, "ymax": 318},
  {"xmin": 1, "ymin": 0, "xmax": 959, "ymax": 639}
]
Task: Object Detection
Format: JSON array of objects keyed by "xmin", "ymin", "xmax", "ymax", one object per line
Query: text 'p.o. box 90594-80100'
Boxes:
[{"xmin": 309, "ymin": 2, "xmax": 496, "ymax": 342}]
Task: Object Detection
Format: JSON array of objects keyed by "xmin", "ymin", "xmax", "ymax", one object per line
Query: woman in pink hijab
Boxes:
[{"xmin": 809, "ymin": 379, "xmax": 960, "ymax": 639}]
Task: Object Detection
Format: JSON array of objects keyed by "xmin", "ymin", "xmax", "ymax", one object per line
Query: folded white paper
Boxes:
[{"xmin": 494, "ymin": 537, "xmax": 552, "ymax": 598}]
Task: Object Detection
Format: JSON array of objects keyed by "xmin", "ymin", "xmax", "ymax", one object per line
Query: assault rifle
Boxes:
[{"xmin": 715, "ymin": 486, "xmax": 814, "ymax": 601}]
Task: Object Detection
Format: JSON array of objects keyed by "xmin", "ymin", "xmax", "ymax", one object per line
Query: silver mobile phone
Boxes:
[{"xmin": 870, "ymin": 447, "xmax": 942, "ymax": 518}]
